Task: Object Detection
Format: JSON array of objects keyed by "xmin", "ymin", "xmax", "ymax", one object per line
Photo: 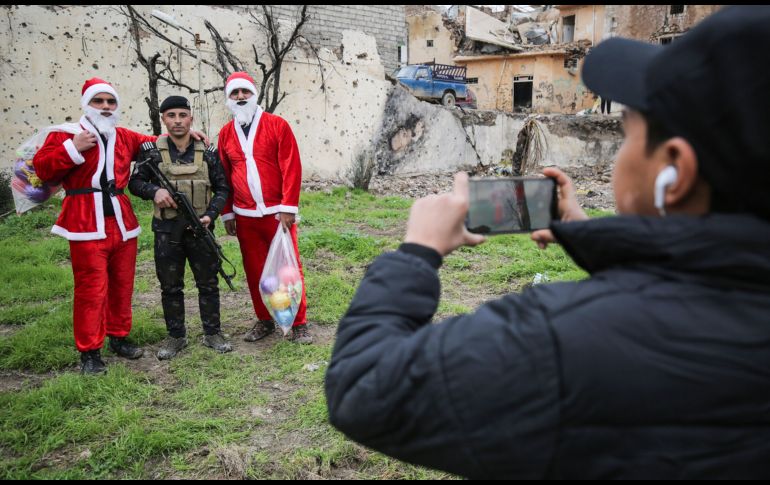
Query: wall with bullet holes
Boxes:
[{"xmin": 0, "ymin": 5, "xmax": 404, "ymax": 179}]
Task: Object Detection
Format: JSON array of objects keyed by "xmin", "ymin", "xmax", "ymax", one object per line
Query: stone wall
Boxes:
[
  {"xmin": 372, "ymin": 85, "xmax": 622, "ymax": 176},
  {"xmin": 0, "ymin": 4, "xmax": 621, "ymax": 183},
  {"xmin": 605, "ymin": 5, "xmax": 722, "ymax": 42},
  {"xmin": 269, "ymin": 5, "xmax": 406, "ymax": 73},
  {"xmin": 0, "ymin": 5, "xmax": 396, "ymax": 178}
]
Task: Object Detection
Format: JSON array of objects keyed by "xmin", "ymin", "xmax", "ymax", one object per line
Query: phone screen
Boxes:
[{"xmin": 465, "ymin": 177, "xmax": 557, "ymax": 234}]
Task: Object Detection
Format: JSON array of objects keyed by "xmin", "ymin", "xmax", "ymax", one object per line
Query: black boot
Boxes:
[
  {"xmin": 108, "ymin": 336, "xmax": 144, "ymax": 359},
  {"xmin": 80, "ymin": 350, "xmax": 107, "ymax": 375}
]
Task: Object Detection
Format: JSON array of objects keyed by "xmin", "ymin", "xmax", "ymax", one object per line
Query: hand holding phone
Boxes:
[
  {"xmin": 404, "ymin": 172, "xmax": 486, "ymax": 256},
  {"xmin": 465, "ymin": 176, "xmax": 558, "ymax": 235},
  {"xmin": 530, "ymin": 167, "xmax": 590, "ymax": 249}
]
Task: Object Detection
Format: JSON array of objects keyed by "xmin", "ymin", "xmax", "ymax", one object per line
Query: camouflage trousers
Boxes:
[{"xmin": 154, "ymin": 229, "xmax": 221, "ymax": 338}]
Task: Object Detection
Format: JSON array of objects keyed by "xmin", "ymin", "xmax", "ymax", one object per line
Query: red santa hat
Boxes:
[
  {"xmin": 81, "ymin": 77, "xmax": 119, "ymax": 110},
  {"xmin": 225, "ymin": 71, "xmax": 257, "ymax": 98}
]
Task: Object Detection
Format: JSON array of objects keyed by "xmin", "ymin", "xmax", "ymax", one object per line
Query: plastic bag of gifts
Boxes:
[
  {"xmin": 259, "ymin": 223, "xmax": 304, "ymax": 335},
  {"xmin": 11, "ymin": 124, "xmax": 81, "ymax": 214}
]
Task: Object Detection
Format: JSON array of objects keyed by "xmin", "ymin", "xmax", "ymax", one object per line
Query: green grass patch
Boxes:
[
  {"xmin": 1, "ymin": 186, "xmax": 594, "ymax": 479},
  {"xmin": 304, "ymin": 271, "xmax": 358, "ymax": 325},
  {"xmin": 299, "ymin": 229, "xmax": 388, "ymax": 263}
]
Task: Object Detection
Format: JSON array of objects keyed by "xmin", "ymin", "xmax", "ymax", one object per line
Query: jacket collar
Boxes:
[{"xmin": 551, "ymin": 214, "xmax": 770, "ymax": 291}]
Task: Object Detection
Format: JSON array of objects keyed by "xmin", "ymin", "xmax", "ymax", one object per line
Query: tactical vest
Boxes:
[{"xmin": 153, "ymin": 137, "xmax": 211, "ymax": 220}]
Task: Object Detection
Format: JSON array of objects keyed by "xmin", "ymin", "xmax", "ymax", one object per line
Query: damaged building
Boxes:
[{"xmin": 406, "ymin": 5, "xmax": 723, "ymax": 115}]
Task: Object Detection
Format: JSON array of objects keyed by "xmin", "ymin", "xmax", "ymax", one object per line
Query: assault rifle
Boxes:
[{"xmin": 137, "ymin": 141, "xmax": 236, "ymax": 291}]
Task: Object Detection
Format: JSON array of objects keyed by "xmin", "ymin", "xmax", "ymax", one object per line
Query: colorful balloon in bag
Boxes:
[
  {"xmin": 260, "ymin": 275, "xmax": 279, "ymax": 294},
  {"xmin": 278, "ymin": 265, "xmax": 300, "ymax": 285},
  {"xmin": 258, "ymin": 225, "xmax": 304, "ymax": 335},
  {"xmin": 10, "ymin": 124, "xmax": 81, "ymax": 214}
]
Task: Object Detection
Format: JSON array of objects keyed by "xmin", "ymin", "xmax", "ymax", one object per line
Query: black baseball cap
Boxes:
[
  {"xmin": 159, "ymin": 95, "xmax": 191, "ymax": 113},
  {"xmin": 582, "ymin": 6, "xmax": 770, "ymax": 218}
]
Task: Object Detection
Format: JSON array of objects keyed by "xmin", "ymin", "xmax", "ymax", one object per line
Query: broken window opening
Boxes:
[
  {"xmin": 562, "ymin": 15, "xmax": 575, "ymax": 43},
  {"xmin": 659, "ymin": 34, "xmax": 681, "ymax": 45},
  {"xmin": 467, "ymin": 77, "xmax": 479, "ymax": 84},
  {"xmin": 513, "ymin": 75, "xmax": 533, "ymax": 112},
  {"xmin": 670, "ymin": 5, "xmax": 685, "ymax": 15},
  {"xmin": 398, "ymin": 45, "xmax": 408, "ymax": 66},
  {"xmin": 426, "ymin": 39, "xmax": 434, "ymax": 47}
]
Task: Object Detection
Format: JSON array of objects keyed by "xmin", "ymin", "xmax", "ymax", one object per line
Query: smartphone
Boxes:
[{"xmin": 465, "ymin": 177, "xmax": 557, "ymax": 234}]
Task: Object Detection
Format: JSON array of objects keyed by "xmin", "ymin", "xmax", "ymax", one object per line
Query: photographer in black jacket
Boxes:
[{"xmin": 326, "ymin": 6, "xmax": 770, "ymax": 479}]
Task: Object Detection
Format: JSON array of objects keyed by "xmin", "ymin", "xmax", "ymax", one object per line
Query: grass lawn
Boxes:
[{"xmin": 0, "ymin": 187, "xmax": 595, "ymax": 479}]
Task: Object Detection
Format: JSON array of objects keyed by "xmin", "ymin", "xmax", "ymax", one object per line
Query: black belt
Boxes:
[{"xmin": 65, "ymin": 187, "xmax": 124, "ymax": 196}]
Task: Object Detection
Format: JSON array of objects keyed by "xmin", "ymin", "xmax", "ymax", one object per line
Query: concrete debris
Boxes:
[
  {"xmin": 465, "ymin": 6, "xmax": 523, "ymax": 52},
  {"xmin": 437, "ymin": 6, "xmax": 589, "ymax": 59},
  {"xmin": 517, "ymin": 22, "xmax": 553, "ymax": 45},
  {"xmin": 510, "ymin": 12, "xmax": 538, "ymax": 28}
]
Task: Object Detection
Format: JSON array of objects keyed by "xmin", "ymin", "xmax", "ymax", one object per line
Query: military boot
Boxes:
[
  {"xmin": 156, "ymin": 336, "xmax": 188, "ymax": 360},
  {"xmin": 244, "ymin": 320, "xmax": 275, "ymax": 342},
  {"xmin": 287, "ymin": 324, "xmax": 314, "ymax": 345},
  {"xmin": 80, "ymin": 349, "xmax": 107, "ymax": 375},
  {"xmin": 108, "ymin": 336, "xmax": 144, "ymax": 359},
  {"xmin": 203, "ymin": 332, "xmax": 233, "ymax": 353}
]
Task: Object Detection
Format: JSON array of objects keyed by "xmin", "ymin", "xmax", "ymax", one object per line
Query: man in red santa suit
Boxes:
[
  {"xmin": 217, "ymin": 71, "xmax": 313, "ymax": 344},
  {"xmin": 33, "ymin": 78, "xmax": 156, "ymax": 374}
]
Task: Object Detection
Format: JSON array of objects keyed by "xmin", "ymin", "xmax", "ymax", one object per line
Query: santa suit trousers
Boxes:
[
  {"xmin": 69, "ymin": 216, "xmax": 138, "ymax": 352},
  {"xmin": 235, "ymin": 214, "xmax": 307, "ymax": 326}
]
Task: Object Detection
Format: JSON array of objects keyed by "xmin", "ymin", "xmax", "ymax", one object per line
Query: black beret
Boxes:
[{"xmin": 160, "ymin": 95, "xmax": 191, "ymax": 113}]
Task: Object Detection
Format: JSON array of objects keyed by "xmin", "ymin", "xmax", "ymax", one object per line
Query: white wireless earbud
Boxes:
[{"xmin": 654, "ymin": 166, "xmax": 678, "ymax": 216}]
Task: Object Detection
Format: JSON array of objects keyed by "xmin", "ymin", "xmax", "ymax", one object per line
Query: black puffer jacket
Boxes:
[{"xmin": 326, "ymin": 214, "xmax": 770, "ymax": 479}]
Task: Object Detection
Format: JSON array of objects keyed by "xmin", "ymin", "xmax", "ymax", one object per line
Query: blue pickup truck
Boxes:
[{"xmin": 395, "ymin": 63, "xmax": 470, "ymax": 108}]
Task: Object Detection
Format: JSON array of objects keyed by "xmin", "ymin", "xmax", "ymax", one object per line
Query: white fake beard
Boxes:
[
  {"xmin": 226, "ymin": 96, "xmax": 258, "ymax": 126},
  {"xmin": 84, "ymin": 106, "xmax": 120, "ymax": 137}
]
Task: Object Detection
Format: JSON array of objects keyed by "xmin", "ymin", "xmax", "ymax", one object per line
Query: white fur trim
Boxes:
[
  {"xmin": 81, "ymin": 83, "xmax": 119, "ymax": 110},
  {"xmin": 276, "ymin": 205, "xmax": 299, "ymax": 214},
  {"xmin": 232, "ymin": 205, "xmax": 262, "ymax": 217},
  {"xmin": 63, "ymin": 139, "xmax": 86, "ymax": 165},
  {"xmin": 226, "ymin": 77, "xmax": 257, "ymax": 98},
  {"xmin": 233, "ymin": 109, "xmax": 266, "ymax": 214},
  {"xmin": 123, "ymin": 225, "xmax": 142, "ymax": 240},
  {"xmin": 51, "ymin": 225, "xmax": 106, "ymax": 241},
  {"xmin": 76, "ymin": 115, "xmax": 138, "ymax": 241},
  {"xmin": 232, "ymin": 204, "xmax": 298, "ymax": 217},
  {"xmin": 220, "ymin": 212, "xmax": 235, "ymax": 222}
]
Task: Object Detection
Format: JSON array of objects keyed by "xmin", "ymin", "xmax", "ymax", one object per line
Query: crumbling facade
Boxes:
[
  {"xmin": 557, "ymin": 5, "xmax": 606, "ymax": 45},
  {"xmin": 606, "ymin": 5, "xmax": 723, "ymax": 44},
  {"xmin": 406, "ymin": 5, "xmax": 723, "ymax": 115},
  {"xmin": 406, "ymin": 9, "xmax": 456, "ymax": 66},
  {"xmin": 455, "ymin": 50, "xmax": 593, "ymax": 113}
]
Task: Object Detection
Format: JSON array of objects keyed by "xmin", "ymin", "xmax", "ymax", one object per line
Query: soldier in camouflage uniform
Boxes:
[{"xmin": 129, "ymin": 96, "xmax": 232, "ymax": 359}]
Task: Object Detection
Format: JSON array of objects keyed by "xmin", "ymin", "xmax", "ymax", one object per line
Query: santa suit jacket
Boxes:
[
  {"xmin": 217, "ymin": 107, "xmax": 302, "ymax": 221},
  {"xmin": 33, "ymin": 115, "xmax": 155, "ymax": 241}
]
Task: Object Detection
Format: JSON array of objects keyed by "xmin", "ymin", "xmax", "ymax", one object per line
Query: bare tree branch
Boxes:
[
  {"xmin": 204, "ymin": 19, "xmax": 244, "ymax": 85},
  {"xmin": 121, "ymin": 4, "xmax": 314, "ymax": 122},
  {"xmin": 121, "ymin": 5, "xmax": 163, "ymax": 134},
  {"xmin": 248, "ymin": 5, "xmax": 309, "ymax": 113}
]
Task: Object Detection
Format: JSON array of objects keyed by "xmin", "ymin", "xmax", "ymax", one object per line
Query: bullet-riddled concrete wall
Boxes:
[
  {"xmin": 0, "ymin": 5, "xmax": 393, "ymax": 179},
  {"xmin": 373, "ymin": 85, "xmax": 621, "ymax": 175}
]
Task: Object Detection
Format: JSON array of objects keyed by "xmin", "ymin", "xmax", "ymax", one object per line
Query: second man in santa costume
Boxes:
[{"xmin": 217, "ymin": 72, "xmax": 312, "ymax": 344}]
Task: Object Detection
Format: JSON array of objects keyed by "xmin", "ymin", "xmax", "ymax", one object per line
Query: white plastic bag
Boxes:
[
  {"xmin": 10, "ymin": 124, "xmax": 81, "ymax": 214},
  {"xmin": 259, "ymin": 224, "xmax": 303, "ymax": 335}
]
